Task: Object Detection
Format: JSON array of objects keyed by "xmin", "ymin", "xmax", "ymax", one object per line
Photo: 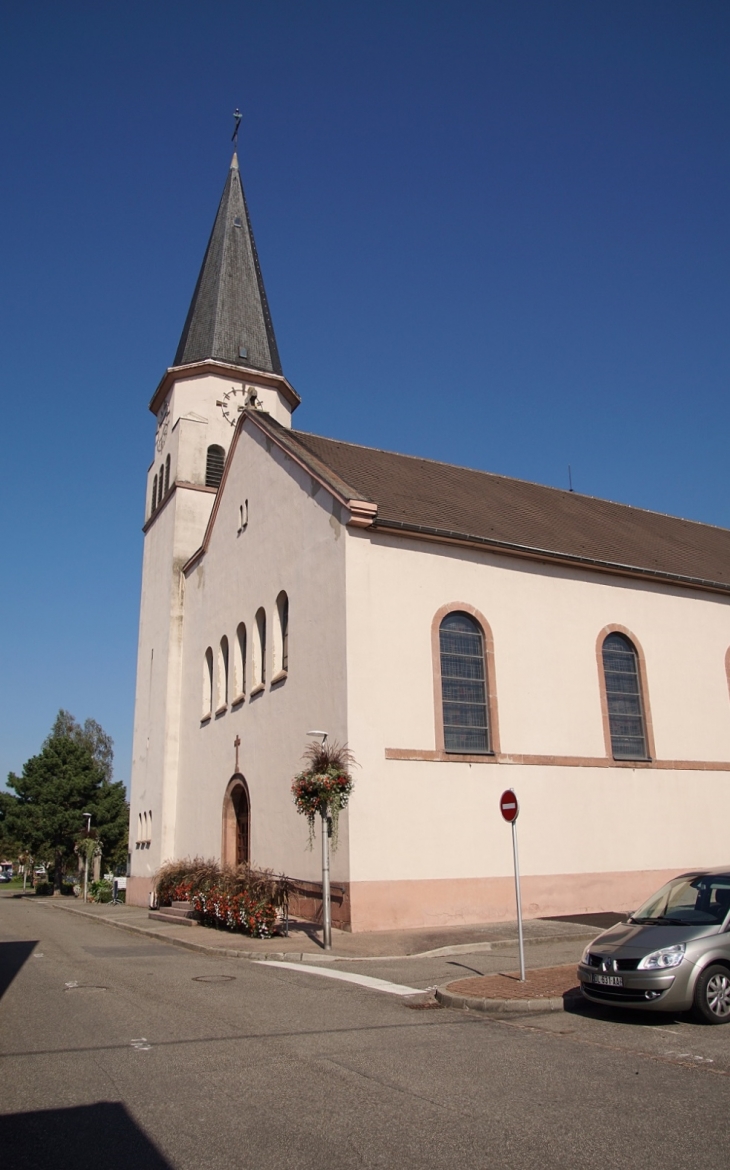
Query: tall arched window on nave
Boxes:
[
  {"xmin": 439, "ymin": 611, "xmax": 490, "ymax": 753},
  {"xmin": 601, "ymin": 632, "xmax": 649, "ymax": 760}
]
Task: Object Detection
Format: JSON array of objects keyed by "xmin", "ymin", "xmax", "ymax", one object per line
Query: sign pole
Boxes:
[
  {"xmin": 321, "ymin": 809, "xmax": 332, "ymax": 951},
  {"xmin": 499, "ymin": 789, "xmax": 526, "ymax": 982},
  {"xmin": 511, "ymin": 819, "xmax": 526, "ymax": 982}
]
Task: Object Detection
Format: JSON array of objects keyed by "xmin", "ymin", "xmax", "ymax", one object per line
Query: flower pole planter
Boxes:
[{"xmin": 292, "ymin": 740, "xmax": 356, "ymax": 951}]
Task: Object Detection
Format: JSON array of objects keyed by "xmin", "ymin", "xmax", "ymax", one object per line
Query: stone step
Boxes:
[{"xmin": 148, "ymin": 909, "xmax": 198, "ymax": 927}]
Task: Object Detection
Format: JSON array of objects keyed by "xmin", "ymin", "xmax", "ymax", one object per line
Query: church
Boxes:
[{"xmin": 128, "ymin": 148, "xmax": 730, "ymax": 930}]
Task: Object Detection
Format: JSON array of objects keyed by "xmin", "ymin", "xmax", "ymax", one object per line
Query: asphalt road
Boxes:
[{"xmin": 1, "ymin": 896, "xmax": 729, "ymax": 1169}]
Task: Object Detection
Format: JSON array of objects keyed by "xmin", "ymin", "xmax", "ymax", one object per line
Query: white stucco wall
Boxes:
[
  {"xmin": 172, "ymin": 422, "xmax": 350, "ymax": 882},
  {"xmin": 344, "ymin": 530, "xmax": 730, "ymax": 897}
]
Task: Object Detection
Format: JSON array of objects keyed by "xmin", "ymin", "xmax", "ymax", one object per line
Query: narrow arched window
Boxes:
[
  {"xmin": 206, "ymin": 444, "xmax": 225, "ymax": 488},
  {"xmin": 234, "ymin": 623, "xmax": 246, "ymax": 698},
  {"xmin": 159, "ymin": 464, "xmax": 164, "ymax": 498},
  {"xmin": 254, "ymin": 608, "xmax": 266, "ymax": 687},
  {"xmin": 602, "ymin": 632, "xmax": 648, "ymax": 760},
  {"xmin": 148, "ymin": 810, "xmax": 152, "ymax": 840},
  {"xmin": 217, "ymin": 636, "xmax": 229, "ymax": 710},
  {"xmin": 203, "ymin": 647, "xmax": 214, "ymax": 717},
  {"xmin": 151, "ymin": 475, "xmax": 158, "ymax": 513},
  {"xmin": 439, "ymin": 611, "xmax": 489, "ymax": 753},
  {"xmin": 164, "ymin": 454, "xmax": 170, "ymax": 495},
  {"xmin": 275, "ymin": 591, "xmax": 289, "ymax": 675}
]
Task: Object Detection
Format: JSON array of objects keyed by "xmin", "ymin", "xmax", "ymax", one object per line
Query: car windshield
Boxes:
[{"xmin": 631, "ymin": 876, "xmax": 730, "ymax": 926}]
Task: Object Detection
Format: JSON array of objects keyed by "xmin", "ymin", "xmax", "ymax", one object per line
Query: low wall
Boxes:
[{"xmin": 348, "ymin": 868, "xmax": 680, "ymax": 932}]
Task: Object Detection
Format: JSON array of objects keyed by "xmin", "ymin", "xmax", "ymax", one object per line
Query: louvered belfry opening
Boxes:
[{"xmin": 205, "ymin": 444, "xmax": 225, "ymax": 488}]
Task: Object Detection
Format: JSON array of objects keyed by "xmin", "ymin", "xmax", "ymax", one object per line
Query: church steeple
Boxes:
[{"xmin": 173, "ymin": 153, "xmax": 283, "ymax": 375}]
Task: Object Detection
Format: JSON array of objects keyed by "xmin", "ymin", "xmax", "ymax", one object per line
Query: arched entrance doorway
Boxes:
[{"xmin": 222, "ymin": 775, "xmax": 250, "ymax": 867}]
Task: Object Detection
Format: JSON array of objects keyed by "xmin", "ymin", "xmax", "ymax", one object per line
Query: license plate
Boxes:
[{"xmin": 592, "ymin": 974, "xmax": 623, "ymax": 987}]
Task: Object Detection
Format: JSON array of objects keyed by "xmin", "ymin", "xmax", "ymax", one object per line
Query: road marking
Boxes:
[
  {"xmin": 131, "ymin": 1038, "xmax": 152, "ymax": 1051},
  {"xmin": 259, "ymin": 961, "xmax": 422, "ymax": 996}
]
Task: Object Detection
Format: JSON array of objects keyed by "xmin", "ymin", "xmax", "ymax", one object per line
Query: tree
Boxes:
[{"xmin": 5, "ymin": 711, "xmax": 129, "ymax": 891}]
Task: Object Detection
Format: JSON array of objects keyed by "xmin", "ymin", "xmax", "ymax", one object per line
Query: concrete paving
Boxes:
[
  {"xmin": 20, "ymin": 891, "xmax": 605, "ymax": 960},
  {"xmin": 2, "ymin": 893, "xmax": 730, "ymax": 1169}
]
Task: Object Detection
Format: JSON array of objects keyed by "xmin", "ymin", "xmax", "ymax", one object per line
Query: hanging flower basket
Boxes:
[{"xmin": 291, "ymin": 742, "xmax": 356, "ymax": 850}]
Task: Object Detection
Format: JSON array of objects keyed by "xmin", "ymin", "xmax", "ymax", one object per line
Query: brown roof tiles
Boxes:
[{"xmin": 254, "ymin": 413, "xmax": 730, "ymax": 593}]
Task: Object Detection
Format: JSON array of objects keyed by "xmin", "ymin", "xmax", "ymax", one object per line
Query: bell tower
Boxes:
[{"xmin": 127, "ymin": 144, "xmax": 299, "ymax": 904}]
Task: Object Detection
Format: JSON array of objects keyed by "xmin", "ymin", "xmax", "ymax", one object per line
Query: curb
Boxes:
[
  {"xmin": 35, "ymin": 900, "xmax": 595, "ymax": 964},
  {"xmin": 436, "ymin": 987, "xmax": 583, "ymax": 1014}
]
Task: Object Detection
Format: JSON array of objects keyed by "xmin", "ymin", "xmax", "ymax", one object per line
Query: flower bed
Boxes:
[
  {"xmin": 191, "ymin": 886, "xmax": 277, "ymax": 938},
  {"xmin": 154, "ymin": 857, "xmax": 289, "ymax": 939}
]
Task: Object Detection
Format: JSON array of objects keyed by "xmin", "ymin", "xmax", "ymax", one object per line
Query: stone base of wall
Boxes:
[
  {"xmin": 348, "ymin": 868, "xmax": 680, "ymax": 933},
  {"xmin": 126, "ymin": 875, "xmax": 154, "ymax": 908}
]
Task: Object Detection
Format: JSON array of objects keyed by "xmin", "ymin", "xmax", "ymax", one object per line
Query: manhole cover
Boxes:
[{"xmin": 192, "ymin": 975, "xmax": 236, "ymax": 984}]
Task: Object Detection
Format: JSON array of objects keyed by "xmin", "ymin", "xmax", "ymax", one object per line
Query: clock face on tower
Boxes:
[
  {"xmin": 218, "ymin": 385, "xmax": 247, "ymax": 426},
  {"xmin": 155, "ymin": 399, "xmax": 171, "ymax": 452}
]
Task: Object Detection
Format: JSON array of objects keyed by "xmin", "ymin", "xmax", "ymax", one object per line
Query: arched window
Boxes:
[
  {"xmin": 206, "ymin": 445, "xmax": 225, "ymax": 488},
  {"xmin": 137, "ymin": 812, "xmax": 142, "ymax": 842},
  {"xmin": 253, "ymin": 608, "xmax": 266, "ymax": 687},
  {"xmin": 601, "ymin": 632, "xmax": 649, "ymax": 760},
  {"xmin": 164, "ymin": 454, "xmax": 170, "ymax": 495},
  {"xmin": 274, "ymin": 591, "xmax": 289, "ymax": 676},
  {"xmin": 143, "ymin": 811, "xmax": 148, "ymax": 841},
  {"xmin": 233, "ymin": 623, "xmax": 246, "ymax": 699},
  {"xmin": 439, "ymin": 611, "xmax": 490, "ymax": 753},
  {"xmin": 217, "ymin": 636, "xmax": 229, "ymax": 710},
  {"xmin": 151, "ymin": 475, "xmax": 158, "ymax": 513},
  {"xmin": 148, "ymin": 810, "xmax": 152, "ymax": 840},
  {"xmin": 202, "ymin": 647, "xmax": 214, "ymax": 718}
]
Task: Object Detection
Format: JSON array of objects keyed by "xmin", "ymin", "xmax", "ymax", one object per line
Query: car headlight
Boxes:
[
  {"xmin": 637, "ymin": 944, "xmax": 685, "ymax": 970},
  {"xmin": 580, "ymin": 944, "xmax": 594, "ymax": 964}
]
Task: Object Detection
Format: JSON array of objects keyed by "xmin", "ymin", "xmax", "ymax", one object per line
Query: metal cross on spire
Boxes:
[{"xmin": 232, "ymin": 107, "xmax": 242, "ymax": 145}]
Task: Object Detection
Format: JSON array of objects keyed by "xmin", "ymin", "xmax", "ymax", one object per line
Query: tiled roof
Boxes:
[
  {"xmin": 173, "ymin": 154, "xmax": 282, "ymax": 375},
  {"xmin": 270, "ymin": 420, "xmax": 730, "ymax": 591}
]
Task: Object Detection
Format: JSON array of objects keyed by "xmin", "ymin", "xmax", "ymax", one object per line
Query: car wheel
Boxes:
[{"xmin": 692, "ymin": 965, "xmax": 730, "ymax": 1024}]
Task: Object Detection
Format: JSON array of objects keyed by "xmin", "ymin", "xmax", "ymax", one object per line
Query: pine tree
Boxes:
[{"xmin": 5, "ymin": 711, "xmax": 128, "ymax": 890}]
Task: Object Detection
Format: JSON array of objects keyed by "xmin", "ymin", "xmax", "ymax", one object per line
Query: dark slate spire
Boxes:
[{"xmin": 174, "ymin": 153, "xmax": 282, "ymax": 374}]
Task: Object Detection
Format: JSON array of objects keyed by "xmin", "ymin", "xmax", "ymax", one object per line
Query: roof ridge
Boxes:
[{"xmin": 291, "ymin": 427, "xmax": 729, "ymax": 534}]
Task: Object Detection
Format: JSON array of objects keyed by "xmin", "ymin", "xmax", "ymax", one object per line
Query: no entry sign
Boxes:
[{"xmin": 499, "ymin": 789, "xmax": 519, "ymax": 823}]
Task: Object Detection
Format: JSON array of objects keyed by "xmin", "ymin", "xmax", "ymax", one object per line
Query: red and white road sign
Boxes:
[{"xmin": 499, "ymin": 789, "xmax": 519, "ymax": 823}]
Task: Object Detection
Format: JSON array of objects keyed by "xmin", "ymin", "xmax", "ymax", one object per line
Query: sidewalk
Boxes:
[{"xmin": 21, "ymin": 894, "xmax": 610, "ymax": 962}]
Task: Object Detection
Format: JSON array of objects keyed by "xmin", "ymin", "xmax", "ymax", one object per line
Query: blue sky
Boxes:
[{"xmin": 2, "ymin": 1, "xmax": 729, "ymax": 791}]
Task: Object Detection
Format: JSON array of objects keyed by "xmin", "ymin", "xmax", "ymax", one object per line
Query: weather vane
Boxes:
[{"xmin": 232, "ymin": 108, "xmax": 242, "ymax": 146}]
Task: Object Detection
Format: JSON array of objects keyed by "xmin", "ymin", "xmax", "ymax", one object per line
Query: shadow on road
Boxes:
[
  {"xmin": 0, "ymin": 940, "xmax": 38, "ymax": 1001},
  {"xmin": 0, "ymin": 1102, "xmax": 173, "ymax": 1169}
]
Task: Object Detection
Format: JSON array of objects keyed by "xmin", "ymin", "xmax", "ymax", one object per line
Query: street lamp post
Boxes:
[
  {"xmin": 82, "ymin": 813, "xmax": 92, "ymax": 904},
  {"xmin": 307, "ymin": 731, "xmax": 332, "ymax": 951}
]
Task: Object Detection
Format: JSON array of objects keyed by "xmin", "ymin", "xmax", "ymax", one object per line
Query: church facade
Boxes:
[{"xmin": 128, "ymin": 151, "xmax": 730, "ymax": 930}]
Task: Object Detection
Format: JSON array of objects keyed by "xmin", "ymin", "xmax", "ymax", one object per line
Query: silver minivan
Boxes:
[{"xmin": 578, "ymin": 868, "xmax": 730, "ymax": 1023}]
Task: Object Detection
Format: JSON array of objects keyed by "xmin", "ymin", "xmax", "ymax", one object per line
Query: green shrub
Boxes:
[
  {"xmin": 34, "ymin": 881, "xmax": 53, "ymax": 896},
  {"xmin": 90, "ymin": 879, "xmax": 113, "ymax": 903},
  {"xmin": 60, "ymin": 883, "xmax": 75, "ymax": 896}
]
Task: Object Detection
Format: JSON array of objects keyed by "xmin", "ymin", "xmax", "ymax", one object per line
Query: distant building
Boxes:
[{"xmin": 128, "ymin": 150, "xmax": 730, "ymax": 929}]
